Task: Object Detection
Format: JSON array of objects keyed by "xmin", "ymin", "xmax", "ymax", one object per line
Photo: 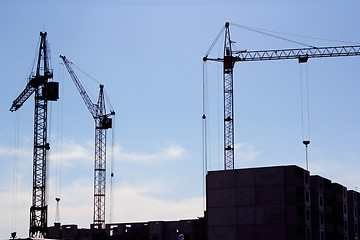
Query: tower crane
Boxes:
[
  {"xmin": 10, "ymin": 32, "xmax": 59, "ymax": 238},
  {"xmin": 60, "ymin": 55, "xmax": 115, "ymax": 230},
  {"xmin": 203, "ymin": 22, "xmax": 360, "ymax": 170}
]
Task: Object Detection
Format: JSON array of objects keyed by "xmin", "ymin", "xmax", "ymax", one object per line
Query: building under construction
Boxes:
[
  {"xmin": 43, "ymin": 165, "xmax": 359, "ymax": 240},
  {"xmin": 9, "ymin": 26, "xmax": 360, "ymax": 240}
]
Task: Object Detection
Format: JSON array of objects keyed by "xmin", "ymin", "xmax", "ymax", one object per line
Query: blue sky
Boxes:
[{"xmin": 1, "ymin": 1, "xmax": 360, "ymax": 238}]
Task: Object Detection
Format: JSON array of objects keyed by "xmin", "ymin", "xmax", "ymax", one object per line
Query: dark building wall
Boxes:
[
  {"xmin": 310, "ymin": 176, "xmax": 352, "ymax": 240},
  {"xmin": 310, "ymin": 175, "xmax": 328, "ymax": 240},
  {"xmin": 330, "ymin": 183, "xmax": 348, "ymax": 240},
  {"xmin": 347, "ymin": 190, "xmax": 359, "ymax": 240},
  {"xmin": 206, "ymin": 165, "xmax": 311, "ymax": 240},
  {"xmin": 61, "ymin": 225, "xmax": 79, "ymax": 240},
  {"xmin": 206, "ymin": 166, "xmax": 359, "ymax": 240},
  {"xmin": 48, "ymin": 223, "xmax": 61, "ymax": 239},
  {"xmin": 103, "ymin": 219, "xmax": 206, "ymax": 240},
  {"xmin": 323, "ymin": 177, "xmax": 334, "ymax": 239},
  {"xmin": 47, "ymin": 165, "xmax": 359, "ymax": 240}
]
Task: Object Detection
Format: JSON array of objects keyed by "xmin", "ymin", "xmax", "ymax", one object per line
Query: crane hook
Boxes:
[{"xmin": 303, "ymin": 140, "xmax": 310, "ymax": 171}]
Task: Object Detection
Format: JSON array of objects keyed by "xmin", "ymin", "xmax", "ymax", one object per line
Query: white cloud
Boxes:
[
  {"xmin": 0, "ymin": 178, "xmax": 204, "ymax": 239},
  {"xmin": 0, "ymin": 142, "xmax": 198, "ymax": 239},
  {"xmin": 0, "ymin": 186, "xmax": 32, "ymax": 239},
  {"xmin": 235, "ymin": 142, "xmax": 261, "ymax": 162},
  {"xmin": 48, "ymin": 179, "xmax": 94, "ymax": 227},
  {"xmin": 0, "ymin": 140, "xmax": 93, "ymax": 169},
  {"xmin": 0, "ymin": 145, "xmax": 32, "ymax": 160},
  {"xmin": 108, "ymin": 182, "xmax": 204, "ymax": 223},
  {"xmin": 308, "ymin": 156, "xmax": 360, "ymax": 191},
  {"xmin": 49, "ymin": 140, "xmax": 94, "ymax": 167},
  {"xmin": 114, "ymin": 144, "xmax": 186, "ymax": 164},
  {"xmin": 1, "ymin": 140, "xmax": 186, "ymax": 169}
]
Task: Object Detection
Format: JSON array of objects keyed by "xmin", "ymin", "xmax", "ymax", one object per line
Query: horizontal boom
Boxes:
[{"xmin": 204, "ymin": 45, "xmax": 360, "ymax": 63}]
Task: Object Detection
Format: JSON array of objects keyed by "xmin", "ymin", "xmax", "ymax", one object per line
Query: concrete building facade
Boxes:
[
  {"xmin": 348, "ymin": 190, "xmax": 359, "ymax": 240},
  {"xmin": 206, "ymin": 165, "xmax": 359, "ymax": 240},
  {"xmin": 206, "ymin": 165, "xmax": 311, "ymax": 240},
  {"xmin": 48, "ymin": 218, "xmax": 207, "ymax": 240},
  {"xmin": 46, "ymin": 165, "xmax": 359, "ymax": 240}
]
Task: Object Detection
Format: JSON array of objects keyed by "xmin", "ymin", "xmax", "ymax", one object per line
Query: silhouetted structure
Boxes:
[
  {"xmin": 47, "ymin": 218, "xmax": 206, "ymax": 240},
  {"xmin": 45, "ymin": 165, "xmax": 358, "ymax": 240},
  {"xmin": 10, "ymin": 32, "xmax": 59, "ymax": 238},
  {"xmin": 348, "ymin": 190, "xmax": 359, "ymax": 240},
  {"xmin": 206, "ymin": 166, "xmax": 359, "ymax": 240},
  {"xmin": 203, "ymin": 21, "xmax": 360, "ymax": 172},
  {"xmin": 61, "ymin": 56, "xmax": 115, "ymax": 230}
]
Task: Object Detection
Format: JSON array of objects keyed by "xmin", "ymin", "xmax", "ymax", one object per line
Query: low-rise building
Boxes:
[{"xmin": 47, "ymin": 165, "xmax": 359, "ymax": 240}]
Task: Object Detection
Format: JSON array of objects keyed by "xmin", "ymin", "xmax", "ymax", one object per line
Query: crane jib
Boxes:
[
  {"xmin": 233, "ymin": 45, "xmax": 360, "ymax": 62},
  {"xmin": 203, "ymin": 22, "xmax": 360, "ymax": 171},
  {"xmin": 60, "ymin": 55, "xmax": 114, "ymax": 229},
  {"xmin": 205, "ymin": 45, "xmax": 360, "ymax": 63},
  {"xmin": 9, "ymin": 32, "xmax": 59, "ymax": 238}
]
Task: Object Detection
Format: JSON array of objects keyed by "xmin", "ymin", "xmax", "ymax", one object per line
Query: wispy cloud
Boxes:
[
  {"xmin": 308, "ymin": 156, "xmax": 360, "ymax": 190},
  {"xmin": 114, "ymin": 144, "xmax": 186, "ymax": 164},
  {"xmin": 1, "ymin": 140, "xmax": 186, "ymax": 168},
  {"xmin": 0, "ymin": 186, "xmax": 32, "ymax": 239},
  {"xmin": 109, "ymin": 182, "xmax": 204, "ymax": 223},
  {"xmin": 235, "ymin": 142, "xmax": 261, "ymax": 162},
  {"xmin": 0, "ymin": 145, "xmax": 32, "ymax": 159},
  {"xmin": 0, "ymin": 177, "xmax": 204, "ymax": 238},
  {"xmin": 50, "ymin": 140, "xmax": 94, "ymax": 167},
  {"xmin": 0, "ymin": 141, "xmax": 195, "ymax": 238},
  {"xmin": 0, "ymin": 140, "xmax": 93, "ymax": 168}
]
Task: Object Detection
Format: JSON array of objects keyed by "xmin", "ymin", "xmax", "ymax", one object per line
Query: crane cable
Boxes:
[
  {"xmin": 66, "ymin": 60, "xmax": 99, "ymax": 103},
  {"xmin": 109, "ymin": 115, "xmax": 115, "ymax": 224},
  {"xmin": 54, "ymin": 59, "xmax": 65, "ymax": 223},
  {"xmin": 299, "ymin": 62, "xmax": 311, "ymax": 170},
  {"xmin": 202, "ymin": 62, "xmax": 208, "ymax": 212},
  {"xmin": 204, "ymin": 25, "xmax": 226, "ymax": 59},
  {"xmin": 231, "ymin": 23, "xmax": 316, "ymax": 48},
  {"xmin": 104, "ymin": 90, "xmax": 115, "ymax": 114},
  {"xmin": 230, "ymin": 23, "xmax": 360, "ymax": 46},
  {"xmin": 29, "ymin": 36, "xmax": 41, "ymax": 78},
  {"xmin": 216, "ymin": 61, "xmax": 222, "ymax": 170},
  {"xmin": 48, "ymin": 83, "xmax": 54, "ymax": 208},
  {"xmin": 11, "ymin": 112, "xmax": 20, "ymax": 236},
  {"xmin": 202, "ymin": 22, "xmax": 226, "ymax": 175},
  {"xmin": 72, "ymin": 62, "xmax": 102, "ymax": 85},
  {"xmin": 10, "ymin": 36, "xmax": 41, "ymax": 238},
  {"xmin": 71, "ymin": 61, "xmax": 116, "ymax": 115}
]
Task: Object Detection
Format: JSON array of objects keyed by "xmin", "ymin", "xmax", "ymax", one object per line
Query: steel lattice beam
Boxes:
[
  {"xmin": 223, "ymin": 23, "xmax": 235, "ymax": 170},
  {"xmin": 29, "ymin": 32, "xmax": 52, "ymax": 238},
  {"xmin": 93, "ymin": 85, "xmax": 107, "ymax": 227},
  {"xmin": 94, "ymin": 124, "xmax": 106, "ymax": 226},
  {"xmin": 61, "ymin": 57, "xmax": 114, "ymax": 231},
  {"xmin": 10, "ymin": 32, "xmax": 57, "ymax": 238},
  {"xmin": 233, "ymin": 45, "xmax": 360, "ymax": 62},
  {"xmin": 203, "ymin": 22, "xmax": 360, "ymax": 171},
  {"xmin": 205, "ymin": 45, "xmax": 360, "ymax": 63},
  {"xmin": 30, "ymin": 87, "xmax": 48, "ymax": 237}
]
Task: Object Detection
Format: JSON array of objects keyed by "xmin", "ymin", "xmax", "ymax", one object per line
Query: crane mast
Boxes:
[
  {"xmin": 223, "ymin": 22, "xmax": 235, "ymax": 170},
  {"xmin": 203, "ymin": 22, "xmax": 360, "ymax": 170},
  {"xmin": 60, "ymin": 56, "xmax": 115, "ymax": 229},
  {"xmin": 94, "ymin": 85, "xmax": 108, "ymax": 229},
  {"xmin": 10, "ymin": 32, "xmax": 58, "ymax": 238}
]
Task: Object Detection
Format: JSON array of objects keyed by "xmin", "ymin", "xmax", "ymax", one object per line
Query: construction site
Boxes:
[{"xmin": 5, "ymin": 20, "xmax": 360, "ymax": 240}]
